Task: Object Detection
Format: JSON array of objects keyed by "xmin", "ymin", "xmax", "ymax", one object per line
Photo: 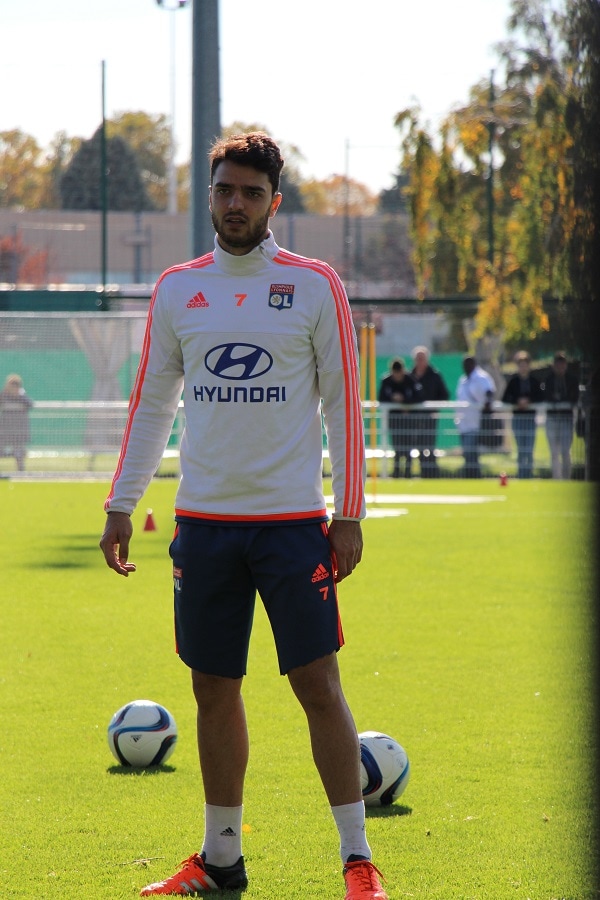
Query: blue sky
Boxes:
[{"xmin": 2, "ymin": 0, "xmax": 512, "ymax": 194}]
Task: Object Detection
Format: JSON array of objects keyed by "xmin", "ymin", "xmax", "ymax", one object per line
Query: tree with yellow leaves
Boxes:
[{"xmin": 394, "ymin": 0, "xmax": 592, "ymax": 349}]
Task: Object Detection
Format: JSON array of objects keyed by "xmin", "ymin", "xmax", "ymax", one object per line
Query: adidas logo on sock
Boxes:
[
  {"xmin": 311, "ymin": 563, "xmax": 329, "ymax": 583},
  {"xmin": 220, "ymin": 827, "xmax": 237, "ymax": 837},
  {"xmin": 187, "ymin": 291, "xmax": 210, "ymax": 308}
]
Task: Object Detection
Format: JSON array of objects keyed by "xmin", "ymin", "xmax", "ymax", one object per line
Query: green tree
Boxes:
[
  {"xmin": 176, "ymin": 160, "xmax": 191, "ymax": 212},
  {"xmin": 0, "ymin": 129, "xmax": 81, "ymax": 210},
  {"xmin": 60, "ymin": 126, "xmax": 155, "ymax": 211},
  {"xmin": 0, "ymin": 130, "xmax": 45, "ymax": 208},
  {"xmin": 300, "ymin": 174, "xmax": 376, "ymax": 216},
  {"xmin": 471, "ymin": 0, "xmax": 576, "ymax": 341},
  {"xmin": 563, "ymin": 0, "xmax": 600, "ymax": 359},
  {"xmin": 377, "ymin": 172, "xmax": 409, "ymax": 214},
  {"xmin": 394, "ymin": 0, "xmax": 584, "ymax": 344},
  {"xmin": 109, "ymin": 111, "xmax": 171, "ymax": 210},
  {"xmin": 36, "ymin": 131, "xmax": 81, "ymax": 209},
  {"xmin": 393, "ymin": 107, "xmax": 440, "ymax": 299}
]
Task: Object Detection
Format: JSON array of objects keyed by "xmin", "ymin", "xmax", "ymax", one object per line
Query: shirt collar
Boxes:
[{"xmin": 212, "ymin": 231, "xmax": 279, "ymax": 274}]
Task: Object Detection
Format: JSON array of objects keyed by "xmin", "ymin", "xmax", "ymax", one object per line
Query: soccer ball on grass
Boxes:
[
  {"xmin": 359, "ymin": 730, "xmax": 410, "ymax": 806},
  {"xmin": 107, "ymin": 699, "xmax": 178, "ymax": 767}
]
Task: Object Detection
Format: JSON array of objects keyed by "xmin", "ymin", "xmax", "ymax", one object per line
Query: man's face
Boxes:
[
  {"xmin": 209, "ymin": 160, "xmax": 282, "ymax": 255},
  {"xmin": 414, "ymin": 351, "xmax": 427, "ymax": 373}
]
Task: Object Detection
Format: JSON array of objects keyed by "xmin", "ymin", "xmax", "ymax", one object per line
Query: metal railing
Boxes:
[
  {"xmin": 368, "ymin": 401, "xmax": 588, "ymax": 479},
  {"xmin": 0, "ymin": 399, "xmax": 592, "ymax": 479}
]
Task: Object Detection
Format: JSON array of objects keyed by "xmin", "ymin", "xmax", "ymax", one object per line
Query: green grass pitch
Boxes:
[{"xmin": 0, "ymin": 478, "xmax": 597, "ymax": 899}]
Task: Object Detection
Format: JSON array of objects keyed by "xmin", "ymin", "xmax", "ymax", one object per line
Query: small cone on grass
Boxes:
[{"xmin": 143, "ymin": 509, "xmax": 157, "ymax": 531}]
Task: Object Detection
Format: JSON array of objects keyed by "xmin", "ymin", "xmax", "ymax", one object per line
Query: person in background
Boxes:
[
  {"xmin": 0, "ymin": 373, "xmax": 32, "ymax": 471},
  {"xmin": 378, "ymin": 358, "xmax": 415, "ymax": 478},
  {"xmin": 541, "ymin": 351, "xmax": 579, "ymax": 479},
  {"xmin": 582, "ymin": 365, "xmax": 600, "ymax": 481},
  {"xmin": 409, "ymin": 346, "xmax": 449, "ymax": 478},
  {"xmin": 501, "ymin": 351, "xmax": 543, "ymax": 479},
  {"xmin": 455, "ymin": 356, "xmax": 495, "ymax": 478},
  {"xmin": 99, "ymin": 132, "xmax": 388, "ymax": 900}
]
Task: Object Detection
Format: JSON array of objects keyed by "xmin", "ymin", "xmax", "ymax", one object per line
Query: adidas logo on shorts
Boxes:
[{"xmin": 311, "ymin": 563, "xmax": 329, "ymax": 583}]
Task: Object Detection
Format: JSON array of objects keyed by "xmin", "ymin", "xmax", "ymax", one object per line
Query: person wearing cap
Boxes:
[
  {"xmin": 541, "ymin": 352, "xmax": 579, "ymax": 479},
  {"xmin": 501, "ymin": 351, "xmax": 543, "ymax": 478}
]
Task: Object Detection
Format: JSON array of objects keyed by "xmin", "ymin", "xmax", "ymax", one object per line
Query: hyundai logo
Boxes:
[{"xmin": 205, "ymin": 343, "xmax": 273, "ymax": 380}]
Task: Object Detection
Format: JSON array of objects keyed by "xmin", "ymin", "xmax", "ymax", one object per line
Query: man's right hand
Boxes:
[{"xmin": 99, "ymin": 511, "xmax": 137, "ymax": 576}]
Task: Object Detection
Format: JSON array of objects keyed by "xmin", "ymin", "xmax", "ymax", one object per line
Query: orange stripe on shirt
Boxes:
[
  {"xmin": 105, "ymin": 252, "xmax": 214, "ymax": 510},
  {"xmin": 174, "ymin": 507, "xmax": 328, "ymax": 523},
  {"xmin": 273, "ymin": 251, "xmax": 364, "ymax": 518}
]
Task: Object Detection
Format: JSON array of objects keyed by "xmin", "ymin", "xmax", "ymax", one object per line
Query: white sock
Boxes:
[
  {"xmin": 331, "ymin": 800, "xmax": 371, "ymax": 863},
  {"xmin": 201, "ymin": 803, "xmax": 243, "ymax": 868}
]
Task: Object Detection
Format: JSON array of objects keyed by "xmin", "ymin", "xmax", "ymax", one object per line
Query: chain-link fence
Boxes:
[
  {"xmin": 0, "ymin": 310, "xmax": 594, "ymax": 480},
  {"xmin": 358, "ymin": 401, "xmax": 590, "ymax": 481},
  {"xmin": 0, "ymin": 397, "xmax": 591, "ymax": 481}
]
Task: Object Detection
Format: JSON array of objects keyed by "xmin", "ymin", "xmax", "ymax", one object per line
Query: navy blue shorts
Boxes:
[{"xmin": 169, "ymin": 521, "xmax": 343, "ymax": 677}]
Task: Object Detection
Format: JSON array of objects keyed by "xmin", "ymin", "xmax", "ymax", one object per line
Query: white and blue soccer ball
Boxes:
[
  {"xmin": 107, "ymin": 700, "xmax": 178, "ymax": 767},
  {"xmin": 359, "ymin": 730, "xmax": 410, "ymax": 806}
]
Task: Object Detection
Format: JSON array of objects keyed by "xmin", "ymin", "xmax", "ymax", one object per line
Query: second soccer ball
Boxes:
[
  {"xmin": 359, "ymin": 730, "xmax": 410, "ymax": 806},
  {"xmin": 107, "ymin": 699, "xmax": 178, "ymax": 767}
]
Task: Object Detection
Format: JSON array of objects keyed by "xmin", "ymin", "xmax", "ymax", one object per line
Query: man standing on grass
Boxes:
[
  {"xmin": 99, "ymin": 132, "xmax": 389, "ymax": 900},
  {"xmin": 409, "ymin": 346, "xmax": 449, "ymax": 478}
]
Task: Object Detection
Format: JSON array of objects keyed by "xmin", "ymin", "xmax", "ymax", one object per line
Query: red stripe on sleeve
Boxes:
[
  {"xmin": 104, "ymin": 253, "xmax": 214, "ymax": 510},
  {"xmin": 274, "ymin": 251, "xmax": 365, "ymax": 518}
]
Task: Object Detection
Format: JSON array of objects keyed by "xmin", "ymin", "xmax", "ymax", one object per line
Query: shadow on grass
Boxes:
[
  {"xmin": 365, "ymin": 803, "xmax": 412, "ymax": 818},
  {"xmin": 120, "ymin": 860, "xmax": 245, "ymax": 900},
  {"xmin": 107, "ymin": 764, "xmax": 177, "ymax": 776},
  {"xmin": 29, "ymin": 559, "xmax": 93, "ymax": 569},
  {"xmin": 28, "ymin": 535, "xmax": 122, "ymax": 569},
  {"xmin": 26, "ymin": 525, "xmax": 168, "ymax": 568},
  {"xmin": 133, "ymin": 890, "xmax": 244, "ymax": 900},
  {"xmin": 199, "ymin": 892, "xmax": 245, "ymax": 899}
]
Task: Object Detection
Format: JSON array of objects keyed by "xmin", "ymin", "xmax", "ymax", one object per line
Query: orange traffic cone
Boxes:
[{"xmin": 143, "ymin": 508, "xmax": 157, "ymax": 531}]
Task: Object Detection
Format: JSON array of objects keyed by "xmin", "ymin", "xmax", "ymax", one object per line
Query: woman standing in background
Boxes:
[{"xmin": 0, "ymin": 373, "xmax": 32, "ymax": 471}]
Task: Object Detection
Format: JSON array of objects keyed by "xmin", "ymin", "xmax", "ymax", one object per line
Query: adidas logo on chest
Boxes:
[{"xmin": 187, "ymin": 292, "xmax": 210, "ymax": 308}]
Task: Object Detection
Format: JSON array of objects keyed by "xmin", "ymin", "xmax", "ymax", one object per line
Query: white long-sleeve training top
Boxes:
[
  {"xmin": 105, "ymin": 233, "xmax": 366, "ymax": 524},
  {"xmin": 455, "ymin": 366, "xmax": 495, "ymax": 434}
]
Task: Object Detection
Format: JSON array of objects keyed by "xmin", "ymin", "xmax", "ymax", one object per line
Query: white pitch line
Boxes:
[
  {"xmin": 327, "ymin": 507, "xmax": 408, "ymax": 519},
  {"xmin": 365, "ymin": 508, "xmax": 409, "ymax": 518},
  {"xmin": 325, "ymin": 494, "xmax": 507, "ymax": 505}
]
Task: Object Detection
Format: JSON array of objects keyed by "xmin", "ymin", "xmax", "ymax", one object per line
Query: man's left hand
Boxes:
[{"xmin": 327, "ymin": 519, "xmax": 363, "ymax": 583}]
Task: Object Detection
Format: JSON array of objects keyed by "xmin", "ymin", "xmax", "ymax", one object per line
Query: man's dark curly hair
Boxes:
[{"xmin": 208, "ymin": 132, "xmax": 285, "ymax": 195}]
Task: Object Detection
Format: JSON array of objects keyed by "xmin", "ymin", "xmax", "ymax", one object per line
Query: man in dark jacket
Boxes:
[
  {"xmin": 378, "ymin": 358, "xmax": 415, "ymax": 477},
  {"xmin": 409, "ymin": 346, "xmax": 449, "ymax": 478},
  {"xmin": 541, "ymin": 351, "xmax": 579, "ymax": 479},
  {"xmin": 502, "ymin": 351, "xmax": 543, "ymax": 478}
]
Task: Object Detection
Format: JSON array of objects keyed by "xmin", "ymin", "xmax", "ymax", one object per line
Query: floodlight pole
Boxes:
[
  {"xmin": 100, "ymin": 59, "xmax": 108, "ymax": 306},
  {"xmin": 343, "ymin": 138, "xmax": 351, "ymax": 278},
  {"xmin": 487, "ymin": 70, "xmax": 496, "ymax": 269},
  {"xmin": 191, "ymin": 0, "xmax": 220, "ymax": 256},
  {"xmin": 155, "ymin": 0, "xmax": 190, "ymax": 215}
]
